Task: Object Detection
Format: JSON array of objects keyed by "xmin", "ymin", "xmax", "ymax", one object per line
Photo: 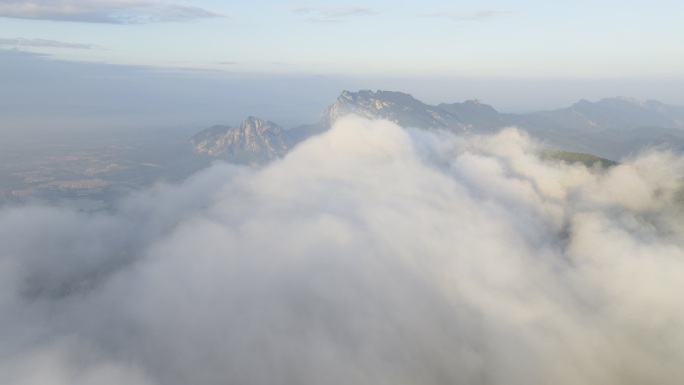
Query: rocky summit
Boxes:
[
  {"xmin": 320, "ymin": 90, "xmax": 468, "ymax": 131},
  {"xmin": 188, "ymin": 116, "xmax": 290, "ymax": 164}
]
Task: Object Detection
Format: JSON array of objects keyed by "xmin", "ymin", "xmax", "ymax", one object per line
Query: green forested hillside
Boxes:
[{"xmin": 544, "ymin": 151, "xmax": 619, "ymax": 168}]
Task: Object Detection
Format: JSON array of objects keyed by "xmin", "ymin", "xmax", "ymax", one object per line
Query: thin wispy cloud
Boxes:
[
  {"xmin": 425, "ymin": 9, "xmax": 512, "ymax": 22},
  {"xmin": 288, "ymin": 6, "xmax": 376, "ymax": 23},
  {"xmin": 0, "ymin": 37, "xmax": 97, "ymax": 49},
  {"xmin": 0, "ymin": 0, "xmax": 225, "ymax": 24}
]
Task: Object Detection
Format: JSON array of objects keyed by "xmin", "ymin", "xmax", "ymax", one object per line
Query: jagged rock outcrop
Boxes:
[
  {"xmin": 188, "ymin": 116, "xmax": 290, "ymax": 163},
  {"xmin": 320, "ymin": 90, "xmax": 468, "ymax": 131}
]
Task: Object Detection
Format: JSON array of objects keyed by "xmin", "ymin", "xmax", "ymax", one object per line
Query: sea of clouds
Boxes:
[{"xmin": 1, "ymin": 116, "xmax": 683, "ymax": 384}]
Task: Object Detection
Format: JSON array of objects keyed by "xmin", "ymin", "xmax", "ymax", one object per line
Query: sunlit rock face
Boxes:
[{"xmin": 321, "ymin": 90, "xmax": 468, "ymax": 131}]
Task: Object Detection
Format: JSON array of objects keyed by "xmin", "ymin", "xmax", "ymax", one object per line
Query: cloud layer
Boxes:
[
  {"xmin": 1, "ymin": 116, "xmax": 684, "ymax": 384},
  {"xmin": 0, "ymin": 0, "xmax": 224, "ymax": 24}
]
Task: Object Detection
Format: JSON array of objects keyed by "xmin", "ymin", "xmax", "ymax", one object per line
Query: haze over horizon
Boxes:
[{"xmin": 3, "ymin": 0, "xmax": 684, "ymax": 132}]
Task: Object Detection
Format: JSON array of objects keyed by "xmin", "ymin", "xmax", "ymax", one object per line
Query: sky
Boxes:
[
  {"xmin": 2, "ymin": 0, "xmax": 684, "ymax": 77},
  {"xmin": 2, "ymin": 0, "xmax": 684, "ymax": 129}
]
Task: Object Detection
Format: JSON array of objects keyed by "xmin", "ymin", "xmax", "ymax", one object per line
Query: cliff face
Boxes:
[{"xmin": 320, "ymin": 90, "xmax": 468, "ymax": 131}]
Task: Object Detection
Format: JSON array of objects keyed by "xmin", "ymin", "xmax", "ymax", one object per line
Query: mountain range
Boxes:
[{"xmin": 189, "ymin": 90, "xmax": 684, "ymax": 163}]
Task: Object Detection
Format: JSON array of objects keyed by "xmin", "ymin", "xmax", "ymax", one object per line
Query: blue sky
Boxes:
[
  {"xmin": 3, "ymin": 0, "xmax": 683, "ymax": 77},
  {"xmin": 2, "ymin": 0, "xmax": 684, "ymax": 130}
]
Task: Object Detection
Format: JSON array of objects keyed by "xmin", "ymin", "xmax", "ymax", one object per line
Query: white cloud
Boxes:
[
  {"xmin": 1, "ymin": 116, "xmax": 684, "ymax": 384},
  {"xmin": 0, "ymin": 0, "xmax": 224, "ymax": 24},
  {"xmin": 0, "ymin": 38, "xmax": 97, "ymax": 49}
]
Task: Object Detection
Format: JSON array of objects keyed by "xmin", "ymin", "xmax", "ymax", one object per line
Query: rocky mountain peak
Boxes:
[
  {"xmin": 321, "ymin": 90, "xmax": 467, "ymax": 131},
  {"xmin": 244, "ymin": 115, "xmax": 262, "ymax": 124},
  {"xmin": 188, "ymin": 116, "xmax": 290, "ymax": 164}
]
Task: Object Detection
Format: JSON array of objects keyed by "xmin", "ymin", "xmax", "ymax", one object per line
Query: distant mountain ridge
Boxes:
[
  {"xmin": 321, "ymin": 90, "xmax": 467, "ymax": 131},
  {"xmin": 534, "ymin": 97, "xmax": 684, "ymax": 132},
  {"xmin": 188, "ymin": 116, "xmax": 290, "ymax": 164},
  {"xmin": 437, "ymin": 99, "xmax": 512, "ymax": 131},
  {"xmin": 189, "ymin": 90, "xmax": 684, "ymax": 162}
]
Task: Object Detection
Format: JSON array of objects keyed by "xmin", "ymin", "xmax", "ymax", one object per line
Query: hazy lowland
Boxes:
[{"xmin": 3, "ymin": 82, "xmax": 684, "ymax": 383}]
